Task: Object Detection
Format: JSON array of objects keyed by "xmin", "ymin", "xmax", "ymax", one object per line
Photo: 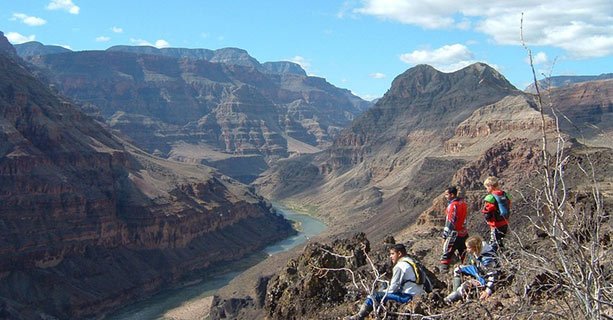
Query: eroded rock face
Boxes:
[
  {"xmin": 546, "ymin": 79, "xmax": 613, "ymax": 147},
  {"xmin": 0, "ymin": 35, "xmax": 294, "ymax": 318},
  {"xmin": 16, "ymin": 43, "xmax": 371, "ymax": 182}
]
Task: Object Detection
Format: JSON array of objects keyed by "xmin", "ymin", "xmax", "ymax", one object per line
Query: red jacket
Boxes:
[
  {"xmin": 444, "ymin": 198, "xmax": 468, "ymax": 237},
  {"xmin": 482, "ymin": 190, "xmax": 511, "ymax": 228}
]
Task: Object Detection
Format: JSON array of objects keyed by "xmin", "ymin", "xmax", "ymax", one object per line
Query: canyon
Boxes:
[
  {"xmin": 1, "ymin": 29, "xmax": 611, "ymax": 319},
  {"xmin": 0, "ymin": 32, "xmax": 294, "ymax": 319}
]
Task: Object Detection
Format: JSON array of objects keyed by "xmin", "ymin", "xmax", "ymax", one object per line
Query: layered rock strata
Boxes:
[
  {"xmin": 0, "ymin": 33, "xmax": 293, "ymax": 318},
  {"xmin": 16, "ymin": 42, "xmax": 371, "ymax": 182}
]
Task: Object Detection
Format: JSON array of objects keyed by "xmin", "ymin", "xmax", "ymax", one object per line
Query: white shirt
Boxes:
[{"xmin": 386, "ymin": 257, "xmax": 425, "ymax": 296}]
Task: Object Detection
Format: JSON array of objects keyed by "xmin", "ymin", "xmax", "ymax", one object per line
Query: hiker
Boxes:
[
  {"xmin": 481, "ymin": 176, "xmax": 512, "ymax": 251},
  {"xmin": 444, "ymin": 235, "xmax": 498, "ymax": 303},
  {"xmin": 439, "ymin": 186, "xmax": 468, "ymax": 273},
  {"xmin": 346, "ymin": 243, "xmax": 426, "ymax": 320}
]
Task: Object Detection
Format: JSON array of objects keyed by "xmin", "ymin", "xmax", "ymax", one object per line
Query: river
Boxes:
[{"xmin": 106, "ymin": 205, "xmax": 326, "ymax": 319}]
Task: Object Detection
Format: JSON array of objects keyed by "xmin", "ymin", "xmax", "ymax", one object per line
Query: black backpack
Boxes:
[{"xmin": 400, "ymin": 257, "xmax": 433, "ymax": 293}]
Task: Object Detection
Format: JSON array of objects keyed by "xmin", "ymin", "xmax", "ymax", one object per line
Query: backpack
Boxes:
[
  {"xmin": 492, "ymin": 192, "xmax": 511, "ymax": 218},
  {"xmin": 400, "ymin": 257, "xmax": 433, "ymax": 293}
]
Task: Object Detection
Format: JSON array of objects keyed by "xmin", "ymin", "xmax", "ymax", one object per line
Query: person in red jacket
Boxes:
[
  {"xmin": 439, "ymin": 186, "xmax": 468, "ymax": 273},
  {"xmin": 481, "ymin": 176, "xmax": 512, "ymax": 251}
]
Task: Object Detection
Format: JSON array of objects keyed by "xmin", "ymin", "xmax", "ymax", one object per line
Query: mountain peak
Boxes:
[
  {"xmin": 385, "ymin": 62, "xmax": 517, "ymax": 101},
  {"xmin": 13, "ymin": 41, "xmax": 71, "ymax": 57},
  {"xmin": 0, "ymin": 31, "xmax": 18, "ymax": 57},
  {"xmin": 460, "ymin": 62, "xmax": 509, "ymax": 84},
  {"xmin": 261, "ymin": 61, "xmax": 307, "ymax": 76}
]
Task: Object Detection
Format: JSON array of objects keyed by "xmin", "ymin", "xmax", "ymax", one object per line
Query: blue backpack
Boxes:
[{"xmin": 492, "ymin": 193, "xmax": 510, "ymax": 218}]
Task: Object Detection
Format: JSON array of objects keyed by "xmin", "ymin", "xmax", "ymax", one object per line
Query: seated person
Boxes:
[
  {"xmin": 444, "ymin": 235, "xmax": 498, "ymax": 303},
  {"xmin": 347, "ymin": 243, "xmax": 425, "ymax": 320}
]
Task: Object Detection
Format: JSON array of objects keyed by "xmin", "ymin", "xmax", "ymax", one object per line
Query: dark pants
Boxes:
[
  {"xmin": 441, "ymin": 234, "xmax": 468, "ymax": 265},
  {"xmin": 490, "ymin": 224, "xmax": 508, "ymax": 251}
]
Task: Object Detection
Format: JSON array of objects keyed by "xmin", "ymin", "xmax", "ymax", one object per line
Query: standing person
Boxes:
[
  {"xmin": 444, "ymin": 235, "xmax": 499, "ymax": 303},
  {"xmin": 481, "ymin": 176, "xmax": 512, "ymax": 251},
  {"xmin": 439, "ymin": 186, "xmax": 469, "ymax": 273},
  {"xmin": 346, "ymin": 244, "xmax": 425, "ymax": 320}
]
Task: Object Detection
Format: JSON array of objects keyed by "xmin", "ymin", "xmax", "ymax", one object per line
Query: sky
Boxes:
[{"xmin": 1, "ymin": 0, "xmax": 612, "ymax": 101}]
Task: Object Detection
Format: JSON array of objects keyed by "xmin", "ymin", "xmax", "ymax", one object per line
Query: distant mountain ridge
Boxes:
[
  {"xmin": 17, "ymin": 41, "xmax": 309, "ymax": 76},
  {"xmin": 524, "ymin": 73, "xmax": 613, "ymax": 93},
  {"xmin": 13, "ymin": 40, "xmax": 71, "ymax": 57},
  {"xmin": 15, "ymin": 41, "xmax": 371, "ymax": 182}
]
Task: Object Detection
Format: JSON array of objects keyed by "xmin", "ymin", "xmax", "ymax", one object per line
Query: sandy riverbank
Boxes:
[{"xmin": 160, "ymin": 296, "xmax": 213, "ymax": 320}]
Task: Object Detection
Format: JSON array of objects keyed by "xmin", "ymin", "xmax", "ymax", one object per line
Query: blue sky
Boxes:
[{"xmin": 1, "ymin": 0, "xmax": 612, "ymax": 100}]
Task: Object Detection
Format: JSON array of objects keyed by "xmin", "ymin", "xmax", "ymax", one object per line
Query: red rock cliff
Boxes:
[{"xmin": 0, "ymin": 36, "xmax": 293, "ymax": 318}]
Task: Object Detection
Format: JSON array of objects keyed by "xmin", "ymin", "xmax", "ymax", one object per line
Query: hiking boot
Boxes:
[
  {"xmin": 346, "ymin": 303, "xmax": 372, "ymax": 320},
  {"xmin": 444, "ymin": 291, "xmax": 462, "ymax": 304}
]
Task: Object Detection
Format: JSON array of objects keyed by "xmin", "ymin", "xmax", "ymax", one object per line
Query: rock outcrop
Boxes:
[{"xmin": 0, "ymin": 33, "xmax": 294, "ymax": 318}]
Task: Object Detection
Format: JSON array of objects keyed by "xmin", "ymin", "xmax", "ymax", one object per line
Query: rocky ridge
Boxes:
[
  {"xmin": 0, "ymin": 33, "xmax": 294, "ymax": 318},
  {"xmin": 524, "ymin": 73, "xmax": 613, "ymax": 93},
  {"xmin": 16, "ymin": 41, "xmax": 371, "ymax": 182}
]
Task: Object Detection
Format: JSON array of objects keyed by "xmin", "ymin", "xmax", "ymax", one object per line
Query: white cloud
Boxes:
[
  {"xmin": 289, "ymin": 56, "xmax": 311, "ymax": 71},
  {"xmin": 11, "ymin": 13, "xmax": 47, "ymax": 26},
  {"xmin": 130, "ymin": 38, "xmax": 170, "ymax": 48},
  {"xmin": 337, "ymin": 0, "xmax": 359, "ymax": 19},
  {"xmin": 5, "ymin": 32, "xmax": 35, "ymax": 44},
  {"xmin": 47, "ymin": 0, "xmax": 80, "ymax": 14},
  {"xmin": 354, "ymin": 0, "xmax": 613, "ymax": 58},
  {"xmin": 369, "ymin": 72, "xmax": 386, "ymax": 79},
  {"xmin": 354, "ymin": 0, "xmax": 458, "ymax": 28},
  {"xmin": 399, "ymin": 44, "xmax": 476, "ymax": 72},
  {"xmin": 527, "ymin": 51, "xmax": 549, "ymax": 65},
  {"xmin": 96, "ymin": 36, "xmax": 110, "ymax": 42},
  {"xmin": 155, "ymin": 39, "xmax": 170, "ymax": 48},
  {"xmin": 111, "ymin": 26, "xmax": 123, "ymax": 33}
]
